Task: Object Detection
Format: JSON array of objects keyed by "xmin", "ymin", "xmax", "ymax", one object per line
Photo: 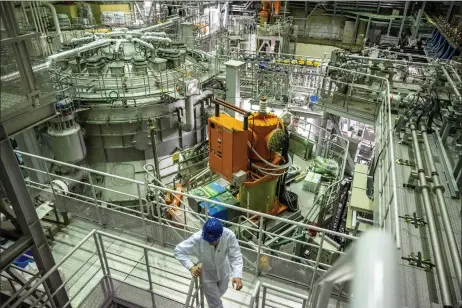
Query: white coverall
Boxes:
[{"xmin": 174, "ymin": 227, "xmax": 243, "ymax": 308}]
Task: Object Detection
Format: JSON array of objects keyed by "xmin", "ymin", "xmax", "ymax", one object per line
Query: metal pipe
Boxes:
[
  {"xmin": 141, "ymin": 35, "xmax": 172, "ymax": 43},
  {"xmin": 441, "ymin": 66, "xmax": 462, "ymax": 102},
  {"xmin": 46, "ymin": 40, "xmax": 113, "ymax": 65},
  {"xmin": 29, "ymin": 2, "xmax": 40, "ymax": 33},
  {"xmin": 183, "ymin": 90, "xmax": 213, "ymax": 132},
  {"xmin": 142, "ymin": 31, "xmax": 167, "ymax": 37},
  {"xmin": 42, "ymin": 2, "xmax": 62, "ymax": 43},
  {"xmin": 410, "ymin": 124, "xmax": 453, "ymax": 307},
  {"xmin": 136, "ymin": 16, "xmax": 181, "ymax": 33},
  {"xmin": 70, "ymin": 36, "xmax": 96, "ymax": 44},
  {"xmin": 420, "ymin": 125, "xmax": 462, "ymax": 288},
  {"xmin": 21, "ymin": 2, "xmax": 29, "ymax": 27},
  {"xmin": 131, "ymin": 37, "xmax": 155, "ymax": 50}
]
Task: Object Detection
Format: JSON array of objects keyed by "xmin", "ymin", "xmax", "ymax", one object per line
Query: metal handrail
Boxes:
[
  {"xmin": 248, "ymin": 280, "xmax": 309, "ymax": 308},
  {"xmin": 8, "ymin": 229, "xmax": 197, "ymax": 308},
  {"xmin": 15, "ymin": 150, "xmax": 358, "ymax": 241},
  {"xmin": 310, "ymin": 230, "xmax": 398, "ymax": 308}
]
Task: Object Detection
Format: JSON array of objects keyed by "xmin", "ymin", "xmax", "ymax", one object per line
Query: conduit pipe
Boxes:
[
  {"xmin": 410, "ymin": 123, "xmax": 453, "ymax": 308},
  {"xmin": 420, "ymin": 125, "xmax": 462, "ymax": 288},
  {"xmin": 141, "ymin": 35, "xmax": 172, "ymax": 43},
  {"xmin": 183, "ymin": 90, "xmax": 214, "ymax": 132},
  {"xmin": 47, "ymin": 40, "xmax": 113, "ymax": 65},
  {"xmin": 42, "ymin": 2, "xmax": 62, "ymax": 43}
]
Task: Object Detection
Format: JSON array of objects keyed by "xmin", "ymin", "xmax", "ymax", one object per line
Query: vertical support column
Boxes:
[
  {"xmin": 398, "ymin": 1, "xmax": 409, "ymax": 41},
  {"xmin": 411, "ymin": 2, "xmax": 426, "ymax": 41},
  {"xmin": 0, "ymin": 124, "xmax": 69, "ymax": 308},
  {"xmin": 15, "ymin": 129, "xmax": 47, "ymax": 183},
  {"xmin": 224, "ymin": 60, "xmax": 245, "ymax": 117}
]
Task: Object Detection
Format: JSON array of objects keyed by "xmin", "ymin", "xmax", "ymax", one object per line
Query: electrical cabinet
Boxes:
[{"xmin": 208, "ymin": 114, "xmax": 248, "ymax": 181}]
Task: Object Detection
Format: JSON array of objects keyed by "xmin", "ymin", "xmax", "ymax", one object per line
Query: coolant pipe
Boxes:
[
  {"xmin": 42, "ymin": 1, "xmax": 62, "ymax": 43},
  {"xmin": 420, "ymin": 125, "xmax": 462, "ymax": 288},
  {"xmin": 131, "ymin": 37, "xmax": 154, "ymax": 50},
  {"xmin": 141, "ymin": 35, "xmax": 172, "ymax": 43},
  {"xmin": 47, "ymin": 40, "xmax": 113, "ymax": 65},
  {"xmin": 410, "ymin": 123, "xmax": 453, "ymax": 307}
]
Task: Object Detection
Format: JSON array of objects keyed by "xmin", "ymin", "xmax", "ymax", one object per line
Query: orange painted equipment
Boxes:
[
  {"xmin": 208, "ymin": 114, "xmax": 248, "ymax": 181},
  {"xmin": 166, "ymin": 184, "xmax": 183, "ymax": 217},
  {"xmin": 247, "ymin": 112, "xmax": 283, "ymax": 162}
]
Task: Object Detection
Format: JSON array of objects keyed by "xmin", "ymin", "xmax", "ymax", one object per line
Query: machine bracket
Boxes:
[
  {"xmin": 401, "ymin": 252, "xmax": 435, "ymax": 271},
  {"xmin": 396, "ymin": 158, "xmax": 416, "ymax": 167},
  {"xmin": 399, "ymin": 212, "xmax": 427, "ymax": 228}
]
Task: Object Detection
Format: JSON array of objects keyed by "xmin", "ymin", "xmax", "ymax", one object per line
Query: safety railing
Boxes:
[
  {"xmin": 16, "ymin": 150, "xmax": 358, "ymax": 301},
  {"xmin": 310, "ymin": 230, "xmax": 398, "ymax": 308},
  {"xmin": 55, "ymin": 61, "xmax": 219, "ymax": 103},
  {"xmin": 292, "ymin": 119, "xmax": 350, "ymax": 178},
  {"xmin": 248, "ymin": 280, "xmax": 309, "ymax": 308},
  {"xmin": 5, "ymin": 229, "xmax": 201, "ymax": 308}
]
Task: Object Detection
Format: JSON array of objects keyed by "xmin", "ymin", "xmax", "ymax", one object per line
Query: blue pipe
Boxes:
[
  {"xmin": 431, "ymin": 36, "xmax": 444, "ymax": 53},
  {"xmin": 427, "ymin": 30, "xmax": 438, "ymax": 45},
  {"xmin": 448, "ymin": 47, "xmax": 456, "ymax": 60},
  {"xmin": 429, "ymin": 32, "xmax": 439, "ymax": 47},
  {"xmin": 441, "ymin": 44, "xmax": 452, "ymax": 59},
  {"xmin": 437, "ymin": 41, "xmax": 447, "ymax": 58}
]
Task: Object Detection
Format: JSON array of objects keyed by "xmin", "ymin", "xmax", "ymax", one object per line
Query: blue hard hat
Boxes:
[{"xmin": 202, "ymin": 218, "xmax": 223, "ymax": 242}]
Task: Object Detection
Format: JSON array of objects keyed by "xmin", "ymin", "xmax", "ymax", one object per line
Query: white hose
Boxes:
[{"xmin": 247, "ymin": 141, "xmax": 291, "ymax": 169}]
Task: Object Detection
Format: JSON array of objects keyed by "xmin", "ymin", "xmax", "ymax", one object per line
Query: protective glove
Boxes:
[{"xmin": 190, "ymin": 265, "xmax": 202, "ymax": 278}]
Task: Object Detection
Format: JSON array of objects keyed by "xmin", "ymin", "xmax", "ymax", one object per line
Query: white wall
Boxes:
[{"xmin": 295, "ymin": 43, "xmax": 339, "ymax": 59}]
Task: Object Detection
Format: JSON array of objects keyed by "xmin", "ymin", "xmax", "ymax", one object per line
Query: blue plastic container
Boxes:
[{"xmin": 14, "ymin": 250, "xmax": 33, "ymax": 268}]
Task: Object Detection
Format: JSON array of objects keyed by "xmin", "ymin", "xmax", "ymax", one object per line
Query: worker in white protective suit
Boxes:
[{"xmin": 174, "ymin": 218, "xmax": 243, "ymax": 308}]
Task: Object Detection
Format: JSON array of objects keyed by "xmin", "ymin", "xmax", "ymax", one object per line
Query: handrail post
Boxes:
[
  {"xmin": 93, "ymin": 232, "xmax": 113, "ymax": 295},
  {"xmin": 154, "ymin": 188, "xmax": 165, "ymax": 246},
  {"xmin": 44, "ymin": 163, "xmax": 60, "ymax": 223},
  {"xmin": 88, "ymin": 175, "xmax": 104, "ymax": 226},
  {"xmin": 255, "ymin": 217, "xmax": 264, "ymax": 277},
  {"xmin": 97, "ymin": 232, "xmax": 114, "ymax": 292},
  {"xmin": 308, "ymin": 232, "xmax": 324, "ymax": 303},
  {"xmin": 261, "ymin": 284, "xmax": 267, "ymax": 307},
  {"xmin": 144, "ymin": 248, "xmax": 157, "ymax": 308},
  {"xmin": 137, "ymin": 184, "xmax": 148, "ymax": 240}
]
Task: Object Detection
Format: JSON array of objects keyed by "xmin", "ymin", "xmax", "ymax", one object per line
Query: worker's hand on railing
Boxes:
[
  {"xmin": 232, "ymin": 277, "xmax": 243, "ymax": 290},
  {"xmin": 190, "ymin": 265, "xmax": 202, "ymax": 277}
]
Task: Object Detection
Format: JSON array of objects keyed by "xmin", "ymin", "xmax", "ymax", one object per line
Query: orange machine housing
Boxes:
[
  {"xmin": 248, "ymin": 112, "xmax": 282, "ymax": 162},
  {"xmin": 208, "ymin": 114, "xmax": 248, "ymax": 181}
]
